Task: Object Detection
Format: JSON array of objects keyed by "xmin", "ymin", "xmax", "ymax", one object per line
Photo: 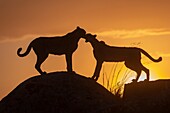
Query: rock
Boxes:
[
  {"xmin": 123, "ymin": 80, "xmax": 170, "ymax": 113},
  {"xmin": 0, "ymin": 72, "xmax": 120, "ymax": 113}
]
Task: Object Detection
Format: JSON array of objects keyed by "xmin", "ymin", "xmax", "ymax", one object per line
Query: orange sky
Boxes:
[{"xmin": 1, "ymin": 0, "xmax": 170, "ymax": 100}]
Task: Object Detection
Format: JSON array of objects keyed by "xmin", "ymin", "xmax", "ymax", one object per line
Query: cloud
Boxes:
[
  {"xmin": 0, "ymin": 34, "xmax": 40, "ymax": 44},
  {"xmin": 96, "ymin": 29, "xmax": 170, "ymax": 39},
  {"xmin": 2, "ymin": 28, "xmax": 170, "ymax": 44}
]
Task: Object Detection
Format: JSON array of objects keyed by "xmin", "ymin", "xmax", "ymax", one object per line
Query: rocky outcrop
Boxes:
[
  {"xmin": 123, "ymin": 80, "xmax": 170, "ymax": 113},
  {"xmin": 0, "ymin": 72, "xmax": 120, "ymax": 113}
]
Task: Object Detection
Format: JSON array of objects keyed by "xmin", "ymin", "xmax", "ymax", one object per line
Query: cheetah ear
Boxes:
[
  {"xmin": 77, "ymin": 26, "xmax": 80, "ymax": 29},
  {"xmin": 93, "ymin": 34, "xmax": 97, "ymax": 38}
]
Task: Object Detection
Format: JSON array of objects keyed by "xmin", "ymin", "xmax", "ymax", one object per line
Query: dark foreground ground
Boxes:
[
  {"xmin": 123, "ymin": 79, "xmax": 170, "ymax": 113},
  {"xmin": 0, "ymin": 72, "xmax": 170, "ymax": 113}
]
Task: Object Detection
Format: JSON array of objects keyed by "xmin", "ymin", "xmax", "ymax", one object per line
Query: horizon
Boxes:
[{"xmin": 1, "ymin": 0, "xmax": 170, "ymax": 100}]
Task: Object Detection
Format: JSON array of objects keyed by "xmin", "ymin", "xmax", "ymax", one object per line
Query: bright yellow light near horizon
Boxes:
[
  {"xmin": 100, "ymin": 63, "xmax": 160, "ymax": 85},
  {"xmin": 124, "ymin": 70, "xmax": 159, "ymax": 84},
  {"xmin": 137, "ymin": 72, "xmax": 146, "ymax": 81},
  {"xmin": 137, "ymin": 71, "xmax": 158, "ymax": 82}
]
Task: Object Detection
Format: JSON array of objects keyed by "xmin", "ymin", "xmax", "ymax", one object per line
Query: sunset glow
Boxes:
[{"xmin": 1, "ymin": 0, "xmax": 170, "ymax": 100}]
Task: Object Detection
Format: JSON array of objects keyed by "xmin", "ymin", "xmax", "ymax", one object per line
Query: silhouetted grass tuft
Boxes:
[{"xmin": 102, "ymin": 63, "xmax": 132, "ymax": 98}]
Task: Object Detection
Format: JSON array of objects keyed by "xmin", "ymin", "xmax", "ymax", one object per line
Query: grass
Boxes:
[{"xmin": 101, "ymin": 63, "xmax": 132, "ymax": 98}]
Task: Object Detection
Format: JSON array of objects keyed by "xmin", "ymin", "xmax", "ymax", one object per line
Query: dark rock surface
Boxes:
[
  {"xmin": 123, "ymin": 80, "xmax": 170, "ymax": 113},
  {"xmin": 0, "ymin": 72, "xmax": 120, "ymax": 113}
]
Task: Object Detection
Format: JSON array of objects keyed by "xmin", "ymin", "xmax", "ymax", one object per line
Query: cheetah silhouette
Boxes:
[
  {"xmin": 17, "ymin": 27, "xmax": 86, "ymax": 75},
  {"xmin": 84, "ymin": 33, "xmax": 162, "ymax": 82}
]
